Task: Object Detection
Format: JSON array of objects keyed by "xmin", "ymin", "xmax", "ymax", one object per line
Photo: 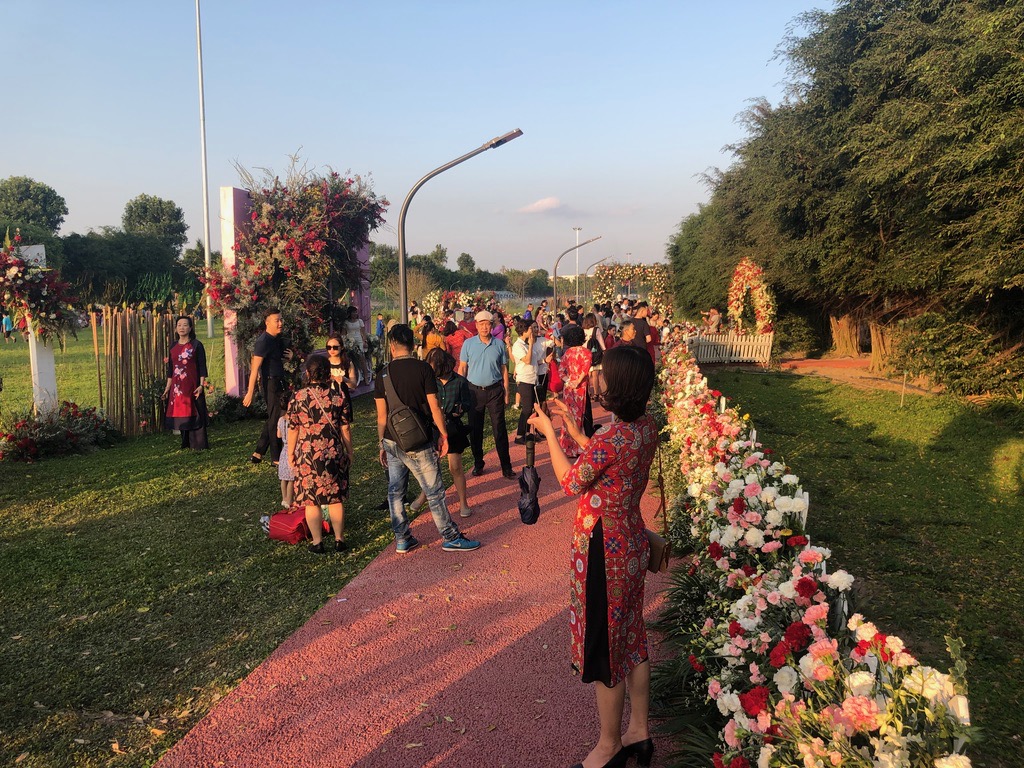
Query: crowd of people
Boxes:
[{"xmin": 195, "ymin": 295, "xmax": 669, "ymax": 768}]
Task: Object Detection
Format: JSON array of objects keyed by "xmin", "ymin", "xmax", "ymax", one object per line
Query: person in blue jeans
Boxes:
[{"xmin": 374, "ymin": 323, "xmax": 480, "ymax": 555}]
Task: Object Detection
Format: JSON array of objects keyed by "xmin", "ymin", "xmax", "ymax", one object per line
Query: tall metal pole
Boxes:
[
  {"xmin": 195, "ymin": 0, "xmax": 214, "ymax": 338},
  {"xmin": 553, "ymin": 236, "xmax": 602, "ymax": 312},
  {"xmin": 584, "ymin": 256, "xmax": 608, "ymax": 303},
  {"xmin": 572, "ymin": 226, "xmax": 582, "ymax": 304},
  {"xmin": 397, "ymin": 129, "xmax": 523, "ymax": 324}
]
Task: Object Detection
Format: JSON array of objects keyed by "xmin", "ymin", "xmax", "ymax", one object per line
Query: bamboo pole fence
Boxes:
[{"xmin": 98, "ymin": 308, "xmax": 173, "ymax": 437}]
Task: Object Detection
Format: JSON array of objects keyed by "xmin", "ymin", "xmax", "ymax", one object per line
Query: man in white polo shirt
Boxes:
[{"xmin": 458, "ymin": 310, "xmax": 515, "ymax": 479}]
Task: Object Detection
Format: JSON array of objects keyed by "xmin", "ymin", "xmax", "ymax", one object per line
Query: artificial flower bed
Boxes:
[
  {"xmin": 656, "ymin": 340, "xmax": 974, "ymax": 767},
  {"xmin": 0, "ymin": 401, "xmax": 118, "ymax": 462}
]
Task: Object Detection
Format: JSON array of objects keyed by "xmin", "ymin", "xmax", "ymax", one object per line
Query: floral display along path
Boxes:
[{"xmin": 157, "ymin": 407, "xmax": 673, "ymax": 768}]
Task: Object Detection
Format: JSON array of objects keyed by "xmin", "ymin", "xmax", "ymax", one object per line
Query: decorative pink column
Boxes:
[
  {"xmin": 350, "ymin": 242, "xmax": 371, "ymax": 322},
  {"xmin": 219, "ymin": 187, "xmax": 251, "ymax": 396}
]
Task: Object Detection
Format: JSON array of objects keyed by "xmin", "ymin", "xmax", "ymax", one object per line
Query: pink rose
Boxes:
[{"xmin": 761, "ymin": 541, "xmax": 783, "ymax": 554}]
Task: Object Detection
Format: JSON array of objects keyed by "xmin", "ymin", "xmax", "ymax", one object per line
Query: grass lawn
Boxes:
[{"xmin": 705, "ymin": 369, "xmax": 1024, "ymax": 768}]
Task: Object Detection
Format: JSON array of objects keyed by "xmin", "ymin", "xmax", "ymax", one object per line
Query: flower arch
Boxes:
[
  {"xmin": 592, "ymin": 262, "xmax": 671, "ymax": 313},
  {"xmin": 727, "ymin": 257, "xmax": 775, "ymax": 334}
]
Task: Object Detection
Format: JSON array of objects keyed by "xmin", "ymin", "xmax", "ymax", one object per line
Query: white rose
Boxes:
[
  {"xmin": 847, "ymin": 613, "xmax": 865, "ymax": 632},
  {"xmin": 744, "ymin": 472, "xmax": 758, "ymax": 485},
  {"xmin": 825, "ymin": 570, "xmax": 854, "ymax": 591},
  {"xmin": 934, "ymin": 755, "xmax": 971, "ymax": 768},
  {"xmin": 687, "ymin": 482, "xmax": 702, "ymax": 498},
  {"xmin": 717, "ymin": 692, "xmax": 741, "ymax": 715},
  {"xmin": 758, "ymin": 745, "xmax": 776, "ymax": 768},
  {"xmin": 781, "ymin": 473, "xmax": 799, "ymax": 485},
  {"xmin": 769, "ymin": 462, "xmax": 786, "ymax": 474},
  {"xmin": 855, "ymin": 621, "xmax": 879, "ymax": 642},
  {"xmin": 774, "ymin": 495, "xmax": 793, "ymax": 513},
  {"xmin": 765, "ymin": 509, "xmax": 784, "ymax": 527},
  {"xmin": 773, "ymin": 666, "xmax": 799, "ymax": 695},
  {"xmin": 744, "ymin": 528, "xmax": 765, "ymax": 548},
  {"xmin": 885, "ymin": 635, "xmax": 906, "ymax": 656},
  {"xmin": 798, "ymin": 652, "xmax": 819, "ymax": 681},
  {"xmin": 721, "ymin": 525, "xmax": 742, "ymax": 548},
  {"xmin": 778, "ymin": 580, "xmax": 797, "ymax": 599},
  {"xmin": 846, "ymin": 670, "xmax": 875, "ymax": 697}
]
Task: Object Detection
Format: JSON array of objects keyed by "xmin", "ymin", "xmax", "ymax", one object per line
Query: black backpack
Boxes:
[{"xmin": 382, "ymin": 364, "xmax": 432, "ymax": 452}]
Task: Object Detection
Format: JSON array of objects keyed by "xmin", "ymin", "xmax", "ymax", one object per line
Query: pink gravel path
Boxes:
[{"xmin": 158, "ymin": 409, "xmax": 675, "ymax": 768}]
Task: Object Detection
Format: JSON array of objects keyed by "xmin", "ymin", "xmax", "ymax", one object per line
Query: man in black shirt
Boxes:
[
  {"xmin": 243, "ymin": 307, "xmax": 294, "ymax": 464},
  {"xmin": 375, "ymin": 324, "xmax": 480, "ymax": 554}
]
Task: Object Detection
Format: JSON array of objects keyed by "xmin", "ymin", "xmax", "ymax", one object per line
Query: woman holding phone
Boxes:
[{"xmin": 528, "ymin": 345, "xmax": 658, "ymax": 768}]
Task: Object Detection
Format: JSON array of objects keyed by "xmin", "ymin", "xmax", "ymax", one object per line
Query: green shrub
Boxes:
[
  {"xmin": 773, "ymin": 306, "xmax": 828, "ymax": 358},
  {"xmin": 0, "ymin": 401, "xmax": 119, "ymax": 462},
  {"xmin": 889, "ymin": 312, "xmax": 1024, "ymax": 397}
]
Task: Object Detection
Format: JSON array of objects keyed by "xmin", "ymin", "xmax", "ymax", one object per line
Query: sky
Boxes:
[{"xmin": 5, "ymin": 0, "xmax": 828, "ymax": 275}]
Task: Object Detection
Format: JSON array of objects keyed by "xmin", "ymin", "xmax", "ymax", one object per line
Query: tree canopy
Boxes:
[
  {"xmin": 667, "ymin": 0, "xmax": 1024, "ymax": 377},
  {"xmin": 122, "ymin": 194, "xmax": 189, "ymax": 253},
  {"xmin": 0, "ymin": 176, "xmax": 68, "ymax": 234}
]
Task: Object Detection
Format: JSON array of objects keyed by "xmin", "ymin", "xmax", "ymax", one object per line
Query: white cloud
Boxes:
[{"xmin": 518, "ymin": 196, "xmax": 564, "ymax": 214}]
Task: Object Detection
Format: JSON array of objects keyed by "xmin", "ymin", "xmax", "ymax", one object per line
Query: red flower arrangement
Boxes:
[
  {"xmin": 0, "ymin": 229, "xmax": 82, "ymax": 344},
  {"xmin": 726, "ymin": 257, "xmax": 775, "ymax": 334}
]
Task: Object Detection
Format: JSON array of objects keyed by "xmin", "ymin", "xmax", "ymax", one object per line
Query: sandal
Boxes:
[{"xmin": 250, "ymin": 453, "xmax": 263, "ymax": 465}]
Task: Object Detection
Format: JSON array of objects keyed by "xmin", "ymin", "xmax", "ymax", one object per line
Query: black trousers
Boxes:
[
  {"xmin": 254, "ymin": 376, "xmax": 285, "ymax": 462},
  {"xmin": 469, "ymin": 383, "xmax": 512, "ymax": 472},
  {"xmin": 516, "ymin": 381, "xmax": 540, "ymax": 439}
]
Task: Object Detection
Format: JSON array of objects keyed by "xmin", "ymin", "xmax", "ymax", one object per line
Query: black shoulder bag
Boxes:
[{"xmin": 382, "ymin": 364, "xmax": 432, "ymax": 452}]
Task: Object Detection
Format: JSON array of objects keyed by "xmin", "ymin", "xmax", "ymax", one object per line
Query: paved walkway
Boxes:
[{"xmin": 158, "ymin": 408, "xmax": 673, "ymax": 768}]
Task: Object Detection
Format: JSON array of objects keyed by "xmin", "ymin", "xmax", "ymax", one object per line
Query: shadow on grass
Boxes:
[{"xmin": 706, "ymin": 370, "xmax": 1024, "ymax": 768}]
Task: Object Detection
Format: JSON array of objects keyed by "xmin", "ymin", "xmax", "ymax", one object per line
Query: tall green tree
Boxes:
[
  {"xmin": 122, "ymin": 194, "xmax": 188, "ymax": 253},
  {"xmin": 457, "ymin": 252, "xmax": 476, "ymax": 273},
  {"xmin": 0, "ymin": 176, "xmax": 68, "ymax": 234}
]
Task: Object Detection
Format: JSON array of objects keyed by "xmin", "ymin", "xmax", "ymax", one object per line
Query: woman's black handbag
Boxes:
[{"xmin": 587, "ymin": 332, "xmax": 603, "ymax": 366}]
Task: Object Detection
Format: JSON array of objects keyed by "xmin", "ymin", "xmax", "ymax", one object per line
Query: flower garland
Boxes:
[
  {"xmin": 0, "ymin": 229, "xmax": 81, "ymax": 344},
  {"xmin": 727, "ymin": 258, "xmax": 775, "ymax": 334},
  {"xmin": 657, "ymin": 338, "xmax": 974, "ymax": 767},
  {"xmin": 592, "ymin": 262, "xmax": 671, "ymax": 314}
]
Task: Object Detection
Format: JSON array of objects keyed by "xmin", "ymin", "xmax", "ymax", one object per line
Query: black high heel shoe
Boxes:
[
  {"xmin": 622, "ymin": 738, "xmax": 654, "ymax": 767},
  {"xmin": 569, "ymin": 747, "xmax": 629, "ymax": 768}
]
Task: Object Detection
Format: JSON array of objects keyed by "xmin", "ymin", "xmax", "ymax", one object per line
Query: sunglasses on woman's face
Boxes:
[{"xmin": 326, "ymin": 345, "xmax": 341, "ymax": 350}]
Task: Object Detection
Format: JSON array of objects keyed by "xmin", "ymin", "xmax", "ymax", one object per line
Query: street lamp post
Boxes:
[
  {"xmin": 553, "ymin": 236, "xmax": 602, "ymax": 312},
  {"xmin": 397, "ymin": 129, "xmax": 523, "ymax": 324},
  {"xmin": 584, "ymin": 256, "xmax": 608, "ymax": 303},
  {"xmin": 572, "ymin": 226, "xmax": 582, "ymax": 302},
  {"xmin": 625, "ymin": 251, "xmax": 632, "ymax": 298}
]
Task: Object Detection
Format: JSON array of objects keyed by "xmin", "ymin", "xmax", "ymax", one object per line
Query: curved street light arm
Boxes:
[
  {"xmin": 398, "ymin": 129, "xmax": 523, "ymax": 323},
  {"xmin": 552, "ymin": 236, "xmax": 602, "ymax": 312}
]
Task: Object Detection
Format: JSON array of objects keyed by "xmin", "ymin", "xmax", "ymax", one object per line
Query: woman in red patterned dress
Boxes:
[
  {"xmin": 556, "ymin": 325, "xmax": 592, "ymax": 458},
  {"xmin": 529, "ymin": 344, "xmax": 658, "ymax": 768},
  {"xmin": 162, "ymin": 316, "xmax": 209, "ymax": 450},
  {"xmin": 287, "ymin": 355, "xmax": 353, "ymax": 554}
]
